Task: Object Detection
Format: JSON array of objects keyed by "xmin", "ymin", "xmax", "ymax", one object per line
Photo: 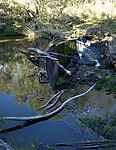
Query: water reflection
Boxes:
[
  {"xmin": 0, "ymin": 37, "xmax": 77, "ymax": 146},
  {"xmin": 0, "ymin": 37, "xmax": 115, "ymax": 115},
  {"xmin": 0, "ymin": 37, "xmax": 115, "ymax": 148},
  {"xmin": 0, "ymin": 38, "xmax": 55, "ymax": 112},
  {"xmin": 62, "ymin": 84, "xmax": 116, "ymax": 118}
]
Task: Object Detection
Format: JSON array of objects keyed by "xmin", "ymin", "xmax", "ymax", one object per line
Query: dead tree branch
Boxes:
[
  {"xmin": 48, "ymin": 52, "xmax": 74, "ymax": 58},
  {"xmin": 45, "ymin": 90, "xmax": 64, "ymax": 110},
  {"xmin": 27, "ymin": 47, "xmax": 72, "ymax": 75},
  {"xmin": 38, "ymin": 91, "xmax": 62, "ymax": 109},
  {"xmin": 0, "ymin": 84, "xmax": 96, "ymax": 122}
]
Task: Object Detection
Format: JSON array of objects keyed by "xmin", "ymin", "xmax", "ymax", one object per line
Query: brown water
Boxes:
[{"xmin": 0, "ymin": 37, "xmax": 115, "ymax": 148}]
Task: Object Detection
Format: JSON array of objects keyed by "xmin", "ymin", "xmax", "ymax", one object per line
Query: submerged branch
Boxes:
[
  {"xmin": 0, "ymin": 84, "xmax": 96, "ymax": 122},
  {"xmin": 45, "ymin": 90, "xmax": 64, "ymax": 110},
  {"xmin": 38, "ymin": 91, "xmax": 62, "ymax": 109}
]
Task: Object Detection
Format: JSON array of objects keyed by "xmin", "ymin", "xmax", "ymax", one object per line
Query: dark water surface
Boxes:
[
  {"xmin": 0, "ymin": 37, "xmax": 115, "ymax": 148},
  {"xmin": 0, "ymin": 37, "xmax": 79, "ymax": 147}
]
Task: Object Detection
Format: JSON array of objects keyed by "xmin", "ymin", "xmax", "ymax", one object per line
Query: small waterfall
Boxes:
[
  {"xmin": 76, "ymin": 40, "xmax": 85, "ymax": 59},
  {"xmin": 0, "ymin": 64, "xmax": 4, "ymax": 70},
  {"xmin": 76, "ymin": 40, "xmax": 100, "ymax": 67},
  {"xmin": 94, "ymin": 59, "xmax": 100, "ymax": 67}
]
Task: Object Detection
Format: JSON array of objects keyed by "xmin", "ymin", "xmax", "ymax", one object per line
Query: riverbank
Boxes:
[
  {"xmin": 0, "ymin": 0, "xmax": 116, "ymax": 148},
  {"xmin": 0, "ymin": 0, "xmax": 116, "ymax": 39},
  {"xmin": 0, "ymin": 34, "xmax": 115, "ymax": 150}
]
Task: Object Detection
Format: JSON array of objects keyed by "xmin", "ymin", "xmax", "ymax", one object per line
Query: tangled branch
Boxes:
[{"xmin": 27, "ymin": 47, "xmax": 72, "ymax": 75}]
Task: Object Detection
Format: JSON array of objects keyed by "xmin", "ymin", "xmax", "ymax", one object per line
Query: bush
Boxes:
[{"xmin": 80, "ymin": 112, "xmax": 116, "ymax": 140}]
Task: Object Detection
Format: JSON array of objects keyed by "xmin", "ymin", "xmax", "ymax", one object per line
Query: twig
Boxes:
[
  {"xmin": 27, "ymin": 47, "xmax": 48, "ymax": 55},
  {"xmin": 56, "ymin": 140, "xmax": 116, "ymax": 149},
  {"xmin": 25, "ymin": 47, "xmax": 72, "ymax": 75}
]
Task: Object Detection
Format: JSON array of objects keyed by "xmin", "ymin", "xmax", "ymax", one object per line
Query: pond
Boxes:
[{"xmin": 0, "ymin": 37, "xmax": 115, "ymax": 149}]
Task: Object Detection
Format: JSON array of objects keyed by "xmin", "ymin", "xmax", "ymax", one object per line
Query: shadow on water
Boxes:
[{"xmin": 0, "ymin": 37, "xmax": 115, "ymax": 148}]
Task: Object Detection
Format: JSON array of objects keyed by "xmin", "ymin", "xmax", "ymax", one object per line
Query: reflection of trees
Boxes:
[
  {"xmin": 61, "ymin": 85, "xmax": 89, "ymax": 110},
  {"xmin": 0, "ymin": 39, "xmax": 54, "ymax": 112},
  {"xmin": 0, "ymin": 85, "xmax": 95, "ymax": 135},
  {"xmin": 0, "ymin": 39, "xmax": 90, "ymax": 116},
  {"xmin": 0, "ymin": 120, "xmax": 6, "ymax": 131}
]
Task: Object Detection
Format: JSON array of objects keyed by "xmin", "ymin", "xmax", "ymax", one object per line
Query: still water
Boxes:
[{"xmin": 0, "ymin": 37, "xmax": 115, "ymax": 148}]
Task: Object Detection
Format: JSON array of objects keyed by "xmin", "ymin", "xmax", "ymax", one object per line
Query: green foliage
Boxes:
[
  {"xmin": 105, "ymin": 75, "xmax": 116, "ymax": 93},
  {"xmin": 56, "ymin": 41, "xmax": 76, "ymax": 64},
  {"xmin": 95, "ymin": 76, "xmax": 107, "ymax": 90},
  {"xmin": 0, "ymin": 0, "xmax": 116, "ymax": 37},
  {"xmin": 56, "ymin": 76, "xmax": 65, "ymax": 86},
  {"xmin": 0, "ymin": 1, "xmax": 27, "ymax": 36},
  {"xmin": 0, "ymin": 38, "xmax": 54, "ymax": 112},
  {"xmin": 95, "ymin": 75, "xmax": 116, "ymax": 93},
  {"xmin": 80, "ymin": 112, "xmax": 116, "ymax": 140}
]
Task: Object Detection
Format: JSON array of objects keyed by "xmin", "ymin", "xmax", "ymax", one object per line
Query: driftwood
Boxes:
[
  {"xmin": 0, "ymin": 84, "xmax": 96, "ymax": 122},
  {"xmin": 0, "ymin": 119, "xmax": 40, "ymax": 134},
  {"xmin": 55, "ymin": 60, "xmax": 71, "ymax": 75},
  {"xmin": 32, "ymin": 55, "xmax": 71, "ymax": 75},
  {"xmin": 28, "ymin": 47, "xmax": 72, "ymax": 75},
  {"xmin": 0, "ymin": 84, "xmax": 95, "ymax": 134},
  {"xmin": 45, "ymin": 41, "xmax": 54, "ymax": 52}
]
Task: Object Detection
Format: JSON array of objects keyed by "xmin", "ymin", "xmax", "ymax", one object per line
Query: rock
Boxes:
[{"xmin": 86, "ymin": 27, "xmax": 107, "ymax": 39}]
